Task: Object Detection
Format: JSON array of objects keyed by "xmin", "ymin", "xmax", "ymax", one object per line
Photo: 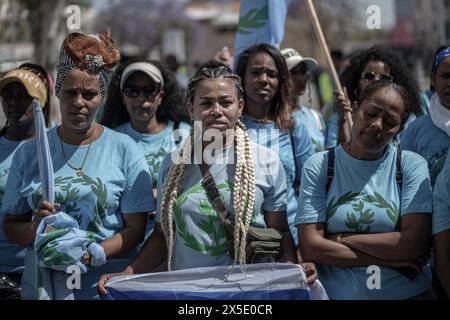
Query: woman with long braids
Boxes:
[
  {"xmin": 0, "ymin": 63, "xmax": 52, "ymax": 299},
  {"xmin": 97, "ymin": 66, "xmax": 317, "ymax": 295}
]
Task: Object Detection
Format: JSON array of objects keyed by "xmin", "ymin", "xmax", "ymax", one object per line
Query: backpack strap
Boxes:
[
  {"xmin": 199, "ymin": 162, "xmax": 230, "ymax": 223},
  {"xmin": 289, "ymin": 126, "xmax": 301, "ymax": 195},
  {"xmin": 325, "ymin": 147, "xmax": 335, "ymax": 193},
  {"xmin": 396, "ymin": 146, "xmax": 403, "ymax": 192},
  {"xmin": 173, "ymin": 121, "xmax": 181, "ymax": 146}
]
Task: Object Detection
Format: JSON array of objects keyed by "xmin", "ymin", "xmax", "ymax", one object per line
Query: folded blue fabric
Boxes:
[{"xmin": 35, "ymin": 211, "xmax": 106, "ymax": 273}]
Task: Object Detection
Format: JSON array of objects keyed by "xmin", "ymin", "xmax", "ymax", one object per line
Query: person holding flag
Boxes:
[
  {"xmin": 1, "ymin": 32, "xmax": 155, "ymax": 300},
  {"xmin": 97, "ymin": 66, "xmax": 318, "ymax": 296},
  {"xmin": 0, "ymin": 63, "xmax": 53, "ymax": 299}
]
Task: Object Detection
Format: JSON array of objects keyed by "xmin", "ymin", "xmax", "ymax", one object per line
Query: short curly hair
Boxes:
[
  {"xmin": 100, "ymin": 59, "xmax": 189, "ymax": 128},
  {"xmin": 340, "ymin": 46, "xmax": 423, "ymax": 116}
]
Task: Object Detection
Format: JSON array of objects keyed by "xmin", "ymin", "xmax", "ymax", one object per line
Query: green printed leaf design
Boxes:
[
  {"xmin": 146, "ymin": 148, "xmax": 170, "ymax": 186},
  {"xmin": 352, "ymin": 200, "xmax": 364, "ymax": 212},
  {"xmin": 345, "ymin": 212, "xmax": 359, "ymax": 230},
  {"xmin": 36, "ymin": 228, "xmax": 77, "ymax": 267},
  {"xmin": 326, "ymin": 191, "xmax": 359, "ymax": 220},
  {"xmin": 171, "ymin": 180, "xmax": 244, "ymax": 256},
  {"xmin": 328, "ymin": 191, "xmax": 399, "ymax": 233},
  {"xmin": 31, "ymin": 174, "xmax": 109, "ymax": 233},
  {"xmin": 237, "ymin": 5, "xmax": 268, "ymax": 35},
  {"xmin": 360, "ymin": 209, "xmax": 375, "ymax": 225}
]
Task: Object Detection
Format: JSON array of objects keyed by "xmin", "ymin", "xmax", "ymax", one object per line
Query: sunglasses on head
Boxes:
[
  {"xmin": 122, "ymin": 86, "xmax": 161, "ymax": 99},
  {"xmin": 361, "ymin": 71, "xmax": 394, "ymax": 82}
]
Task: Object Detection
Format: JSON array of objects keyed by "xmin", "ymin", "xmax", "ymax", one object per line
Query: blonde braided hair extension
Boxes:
[
  {"xmin": 160, "ymin": 132, "xmax": 193, "ymax": 271},
  {"xmin": 160, "ymin": 66, "xmax": 255, "ymax": 272},
  {"xmin": 232, "ymin": 120, "xmax": 256, "ymax": 272}
]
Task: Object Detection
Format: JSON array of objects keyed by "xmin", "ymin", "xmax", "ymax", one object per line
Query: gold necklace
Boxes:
[{"xmin": 59, "ymin": 126, "xmax": 95, "ymax": 177}]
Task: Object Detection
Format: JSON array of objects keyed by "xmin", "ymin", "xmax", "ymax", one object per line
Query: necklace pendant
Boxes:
[{"xmin": 76, "ymin": 170, "xmax": 83, "ymax": 177}]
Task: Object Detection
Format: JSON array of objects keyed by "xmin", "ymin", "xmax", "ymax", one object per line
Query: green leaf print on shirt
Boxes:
[
  {"xmin": 326, "ymin": 191, "xmax": 400, "ymax": 233},
  {"xmin": 173, "ymin": 180, "xmax": 255, "ymax": 256},
  {"xmin": 31, "ymin": 175, "xmax": 108, "ymax": 234},
  {"xmin": 72, "ymin": 175, "xmax": 108, "ymax": 233},
  {"xmin": 146, "ymin": 148, "xmax": 171, "ymax": 186}
]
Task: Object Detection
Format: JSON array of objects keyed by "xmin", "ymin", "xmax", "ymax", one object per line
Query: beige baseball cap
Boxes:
[
  {"xmin": 120, "ymin": 62, "xmax": 164, "ymax": 90},
  {"xmin": 281, "ymin": 48, "xmax": 318, "ymax": 72},
  {"xmin": 0, "ymin": 69, "xmax": 48, "ymax": 106}
]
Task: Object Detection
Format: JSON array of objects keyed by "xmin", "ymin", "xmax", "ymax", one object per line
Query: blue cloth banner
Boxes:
[{"xmin": 234, "ymin": 0, "xmax": 291, "ymax": 65}]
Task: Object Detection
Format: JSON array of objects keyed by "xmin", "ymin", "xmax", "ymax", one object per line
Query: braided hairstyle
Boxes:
[{"xmin": 159, "ymin": 66, "xmax": 255, "ymax": 271}]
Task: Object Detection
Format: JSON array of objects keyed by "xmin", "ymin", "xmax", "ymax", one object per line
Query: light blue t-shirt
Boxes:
[
  {"xmin": 115, "ymin": 120, "xmax": 191, "ymax": 238},
  {"xmin": 295, "ymin": 145, "xmax": 433, "ymax": 300},
  {"xmin": 115, "ymin": 120, "xmax": 191, "ymax": 187},
  {"xmin": 0, "ymin": 136, "xmax": 26, "ymax": 273},
  {"xmin": 242, "ymin": 115, "xmax": 314, "ymax": 244},
  {"xmin": 401, "ymin": 115, "xmax": 450, "ymax": 187},
  {"xmin": 432, "ymin": 150, "xmax": 450, "ymax": 235},
  {"xmin": 293, "ymin": 107, "xmax": 326, "ymax": 153},
  {"xmin": 156, "ymin": 141, "xmax": 288, "ymax": 271},
  {"xmin": 1, "ymin": 126, "xmax": 155, "ymax": 299},
  {"xmin": 325, "ymin": 113, "xmax": 339, "ymax": 150}
]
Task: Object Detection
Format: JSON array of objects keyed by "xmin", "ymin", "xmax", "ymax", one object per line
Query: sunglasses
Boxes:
[
  {"xmin": 361, "ymin": 71, "xmax": 394, "ymax": 82},
  {"xmin": 122, "ymin": 86, "xmax": 161, "ymax": 100}
]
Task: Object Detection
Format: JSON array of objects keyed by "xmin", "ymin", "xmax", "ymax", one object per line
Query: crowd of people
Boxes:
[{"xmin": 0, "ymin": 30, "xmax": 449, "ymax": 300}]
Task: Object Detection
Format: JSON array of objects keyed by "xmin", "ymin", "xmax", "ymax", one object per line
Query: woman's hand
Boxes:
[
  {"xmin": 33, "ymin": 200, "xmax": 61, "ymax": 226},
  {"xmin": 333, "ymin": 87, "xmax": 352, "ymax": 123},
  {"xmin": 300, "ymin": 262, "xmax": 318, "ymax": 284},
  {"xmin": 97, "ymin": 269, "xmax": 132, "ymax": 296}
]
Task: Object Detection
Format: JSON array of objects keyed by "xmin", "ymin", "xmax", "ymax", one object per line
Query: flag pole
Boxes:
[{"xmin": 305, "ymin": 0, "xmax": 353, "ymax": 128}]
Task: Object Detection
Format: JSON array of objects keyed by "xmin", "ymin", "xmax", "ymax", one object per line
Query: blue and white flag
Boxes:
[
  {"xmin": 234, "ymin": 0, "xmax": 291, "ymax": 63},
  {"xmin": 33, "ymin": 98, "xmax": 54, "ymax": 205},
  {"xmin": 104, "ymin": 263, "xmax": 328, "ymax": 300},
  {"xmin": 31, "ymin": 98, "xmax": 58, "ymax": 300}
]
